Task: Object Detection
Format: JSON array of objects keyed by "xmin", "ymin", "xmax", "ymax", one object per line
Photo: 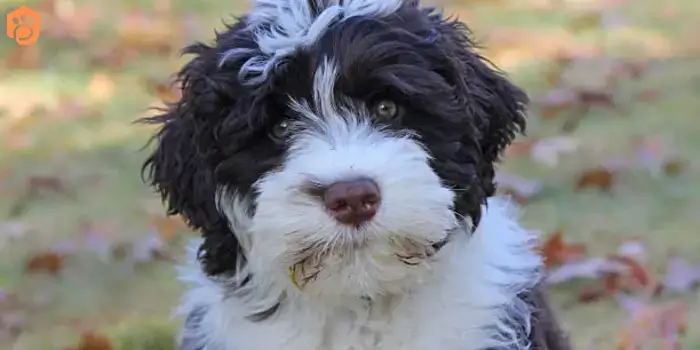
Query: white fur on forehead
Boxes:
[{"xmin": 221, "ymin": 0, "xmax": 405, "ymax": 84}]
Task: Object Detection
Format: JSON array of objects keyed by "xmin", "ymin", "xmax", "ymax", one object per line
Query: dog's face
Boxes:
[{"xmin": 143, "ymin": 0, "xmax": 527, "ymax": 299}]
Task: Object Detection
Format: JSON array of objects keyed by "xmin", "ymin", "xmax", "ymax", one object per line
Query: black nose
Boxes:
[{"xmin": 323, "ymin": 178, "xmax": 381, "ymax": 226}]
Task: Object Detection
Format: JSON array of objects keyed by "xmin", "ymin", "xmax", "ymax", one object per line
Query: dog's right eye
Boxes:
[
  {"xmin": 270, "ymin": 119, "xmax": 291, "ymax": 142},
  {"xmin": 372, "ymin": 99, "xmax": 401, "ymax": 121}
]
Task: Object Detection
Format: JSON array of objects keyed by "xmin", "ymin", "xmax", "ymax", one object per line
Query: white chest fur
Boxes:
[{"xmin": 177, "ymin": 198, "xmax": 542, "ymax": 350}]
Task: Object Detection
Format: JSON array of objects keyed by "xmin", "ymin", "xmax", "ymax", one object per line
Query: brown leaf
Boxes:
[
  {"xmin": 87, "ymin": 73, "xmax": 116, "ymax": 104},
  {"xmin": 607, "ymin": 255, "xmax": 652, "ymax": 288},
  {"xmin": 662, "ymin": 159, "xmax": 685, "ymax": 177},
  {"xmin": 88, "ymin": 45, "xmax": 132, "ymax": 69},
  {"xmin": 28, "ymin": 176, "xmax": 72, "ymax": 197},
  {"xmin": 575, "ymin": 168, "xmax": 614, "ymax": 191},
  {"xmin": 41, "ymin": 0, "xmax": 98, "ymax": 42},
  {"xmin": 66, "ymin": 331, "xmax": 113, "ymax": 350},
  {"xmin": 25, "ymin": 252, "xmax": 66, "ymax": 275},
  {"xmin": 568, "ymin": 11, "xmax": 603, "ymax": 32},
  {"xmin": 576, "ymin": 89, "xmax": 615, "ymax": 110},
  {"xmin": 635, "ymin": 89, "xmax": 660, "ymax": 102},
  {"xmin": 141, "ymin": 77, "xmax": 182, "ymax": 104},
  {"xmin": 540, "ymin": 229, "xmax": 587, "ymax": 268},
  {"xmin": 116, "ymin": 11, "xmax": 182, "ymax": 55},
  {"xmin": 614, "ymin": 60, "xmax": 647, "ymax": 79},
  {"xmin": 616, "ymin": 298, "xmax": 686, "ymax": 350},
  {"xmin": 149, "ymin": 214, "xmax": 187, "ymax": 241},
  {"xmin": 504, "ymin": 140, "xmax": 535, "ymax": 158},
  {"xmin": 544, "ymin": 52, "xmax": 573, "ymax": 88},
  {"xmin": 3, "ymin": 45, "xmax": 42, "ymax": 70},
  {"xmin": 538, "ymin": 88, "xmax": 577, "ymax": 119}
]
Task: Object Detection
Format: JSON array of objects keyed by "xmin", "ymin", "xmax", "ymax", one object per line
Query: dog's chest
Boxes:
[{"xmin": 218, "ymin": 290, "xmax": 480, "ymax": 350}]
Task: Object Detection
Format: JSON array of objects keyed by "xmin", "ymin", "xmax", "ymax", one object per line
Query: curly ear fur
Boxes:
[
  {"xmin": 427, "ymin": 10, "xmax": 528, "ymax": 226},
  {"xmin": 141, "ymin": 38, "xmax": 247, "ymax": 277}
]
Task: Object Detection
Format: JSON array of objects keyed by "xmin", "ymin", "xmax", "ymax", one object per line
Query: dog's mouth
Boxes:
[{"xmin": 287, "ymin": 234, "xmax": 451, "ymax": 289}]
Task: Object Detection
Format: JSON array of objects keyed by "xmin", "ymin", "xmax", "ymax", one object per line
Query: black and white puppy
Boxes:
[{"xmin": 142, "ymin": 0, "xmax": 570, "ymax": 349}]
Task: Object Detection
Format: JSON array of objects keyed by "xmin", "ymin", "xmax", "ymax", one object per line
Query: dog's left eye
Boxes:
[
  {"xmin": 373, "ymin": 99, "xmax": 400, "ymax": 121},
  {"xmin": 270, "ymin": 119, "xmax": 291, "ymax": 141}
]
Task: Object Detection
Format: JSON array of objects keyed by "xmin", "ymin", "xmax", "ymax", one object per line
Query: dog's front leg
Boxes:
[{"xmin": 525, "ymin": 286, "xmax": 571, "ymax": 350}]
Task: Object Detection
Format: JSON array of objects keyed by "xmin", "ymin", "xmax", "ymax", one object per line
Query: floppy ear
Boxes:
[
  {"xmin": 425, "ymin": 10, "xmax": 528, "ymax": 224},
  {"xmin": 141, "ymin": 42, "xmax": 245, "ymax": 276},
  {"xmin": 438, "ymin": 17, "xmax": 528, "ymax": 166}
]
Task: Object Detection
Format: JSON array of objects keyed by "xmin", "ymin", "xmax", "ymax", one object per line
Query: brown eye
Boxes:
[
  {"xmin": 373, "ymin": 99, "xmax": 399, "ymax": 120},
  {"xmin": 271, "ymin": 119, "xmax": 291, "ymax": 140}
]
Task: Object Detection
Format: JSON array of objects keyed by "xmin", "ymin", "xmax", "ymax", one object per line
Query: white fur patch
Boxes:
[
  {"xmin": 221, "ymin": 0, "xmax": 404, "ymax": 84},
  {"xmin": 177, "ymin": 197, "xmax": 542, "ymax": 350}
]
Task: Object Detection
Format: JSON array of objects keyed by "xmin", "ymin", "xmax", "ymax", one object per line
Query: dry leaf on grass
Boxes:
[
  {"xmin": 538, "ymin": 88, "xmax": 578, "ymax": 119},
  {"xmin": 661, "ymin": 252, "xmax": 700, "ymax": 293},
  {"xmin": 116, "ymin": 11, "xmax": 182, "ymax": 55},
  {"xmin": 87, "ymin": 73, "xmax": 116, "ymax": 104},
  {"xmin": 545, "ymin": 238, "xmax": 660, "ymax": 303},
  {"xmin": 568, "ymin": 11, "xmax": 603, "ymax": 32},
  {"xmin": 540, "ymin": 229, "xmax": 587, "ymax": 268},
  {"xmin": 40, "ymin": 0, "xmax": 99, "ymax": 42},
  {"xmin": 25, "ymin": 251, "xmax": 66, "ymax": 276},
  {"xmin": 3, "ymin": 45, "xmax": 42, "ymax": 70},
  {"xmin": 65, "ymin": 331, "xmax": 113, "ymax": 350},
  {"xmin": 141, "ymin": 76, "xmax": 183, "ymax": 104},
  {"xmin": 504, "ymin": 139, "xmax": 535, "ymax": 158},
  {"xmin": 616, "ymin": 295, "xmax": 686, "ymax": 350},
  {"xmin": 575, "ymin": 168, "xmax": 615, "ymax": 191},
  {"xmin": 149, "ymin": 214, "xmax": 188, "ymax": 241}
]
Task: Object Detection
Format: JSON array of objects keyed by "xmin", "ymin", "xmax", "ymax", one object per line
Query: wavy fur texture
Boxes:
[{"xmin": 141, "ymin": 0, "xmax": 570, "ymax": 349}]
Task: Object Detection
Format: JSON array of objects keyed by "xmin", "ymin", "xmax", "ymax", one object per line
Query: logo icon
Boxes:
[{"xmin": 6, "ymin": 5, "xmax": 40, "ymax": 46}]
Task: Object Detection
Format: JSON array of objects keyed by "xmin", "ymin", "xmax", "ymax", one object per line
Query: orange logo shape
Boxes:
[{"xmin": 6, "ymin": 6, "xmax": 40, "ymax": 46}]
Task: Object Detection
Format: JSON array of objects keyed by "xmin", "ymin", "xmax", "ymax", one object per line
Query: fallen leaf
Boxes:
[
  {"xmin": 575, "ymin": 168, "xmax": 615, "ymax": 191},
  {"xmin": 66, "ymin": 331, "xmax": 113, "ymax": 350},
  {"xmin": 504, "ymin": 139, "xmax": 535, "ymax": 158},
  {"xmin": 662, "ymin": 159, "xmax": 685, "ymax": 177},
  {"xmin": 3, "ymin": 45, "xmax": 42, "ymax": 70},
  {"xmin": 87, "ymin": 73, "xmax": 116, "ymax": 104},
  {"xmin": 28, "ymin": 176, "xmax": 72, "ymax": 196},
  {"xmin": 546, "ymin": 257, "xmax": 617, "ymax": 285},
  {"xmin": 607, "ymin": 255, "xmax": 652, "ymax": 289},
  {"xmin": 540, "ymin": 229, "xmax": 587, "ymax": 268},
  {"xmin": 576, "ymin": 89, "xmax": 616, "ymax": 110},
  {"xmin": 661, "ymin": 252, "xmax": 700, "ymax": 293},
  {"xmin": 141, "ymin": 76, "xmax": 182, "ymax": 104},
  {"xmin": 25, "ymin": 251, "xmax": 66, "ymax": 276},
  {"xmin": 568, "ymin": 11, "xmax": 602, "ymax": 32},
  {"xmin": 41, "ymin": 0, "xmax": 98, "ymax": 42},
  {"xmin": 546, "ymin": 239, "xmax": 657, "ymax": 301},
  {"xmin": 538, "ymin": 88, "xmax": 578, "ymax": 119},
  {"xmin": 150, "ymin": 214, "xmax": 187, "ymax": 241},
  {"xmin": 116, "ymin": 11, "xmax": 182, "ymax": 55},
  {"xmin": 616, "ymin": 297, "xmax": 686, "ymax": 350}
]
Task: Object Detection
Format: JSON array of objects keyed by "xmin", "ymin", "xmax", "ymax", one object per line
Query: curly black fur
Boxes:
[
  {"xmin": 141, "ymin": 3, "xmax": 527, "ymax": 278},
  {"xmin": 140, "ymin": 2, "xmax": 574, "ymax": 349}
]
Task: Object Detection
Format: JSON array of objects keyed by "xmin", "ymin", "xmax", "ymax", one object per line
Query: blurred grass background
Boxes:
[{"xmin": 0, "ymin": 0, "xmax": 699, "ymax": 349}]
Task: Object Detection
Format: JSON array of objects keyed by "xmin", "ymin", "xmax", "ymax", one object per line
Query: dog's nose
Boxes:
[{"xmin": 323, "ymin": 178, "xmax": 381, "ymax": 226}]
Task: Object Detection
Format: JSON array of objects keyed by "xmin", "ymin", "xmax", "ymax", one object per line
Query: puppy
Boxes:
[{"xmin": 141, "ymin": 0, "xmax": 571, "ymax": 349}]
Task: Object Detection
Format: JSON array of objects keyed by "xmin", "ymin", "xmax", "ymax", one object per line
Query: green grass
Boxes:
[{"xmin": 1, "ymin": 0, "xmax": 699, "ymax": 348}]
